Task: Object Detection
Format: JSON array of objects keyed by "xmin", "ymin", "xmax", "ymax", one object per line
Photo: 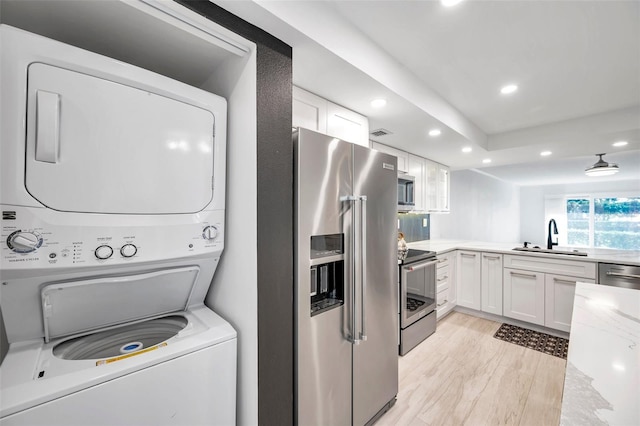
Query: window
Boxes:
[
  {"xmin": 565, "ymin": 196, "xmax": 640, "ymax": 250},
  {"xmin": 566, "ymin": 198, "xmax": 589, "ymax": 246}
]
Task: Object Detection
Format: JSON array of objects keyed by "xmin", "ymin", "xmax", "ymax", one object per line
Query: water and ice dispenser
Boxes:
[{"xmin": 309, "ymin": 234, "xmax": 344, "ymax": 316}]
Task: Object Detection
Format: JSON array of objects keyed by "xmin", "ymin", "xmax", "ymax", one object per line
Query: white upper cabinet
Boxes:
[
  {"xmin": 293, "ymin": 86, "xmax": 369, "ymax": 147},
  {"xmin": 292, "ymin": 86, "xmax": 327, "ymax": 134},
  {"xmin": 326, "ymin": 103, "xmax": 369, "ymax": 147},
  {"xmin": 437, "ymin": 164, "xmax": 450, "ymax": 212},
  {"xmin": 408, "ymin": 154, "xmax": 426, "ymax": 211},
  {"xmin": 371, "ymin": 142, "xmax": 409, "ymax": 173},
  {"xmin": 425, "ymin": 160, "xmax": 450, "ymax": 213}
]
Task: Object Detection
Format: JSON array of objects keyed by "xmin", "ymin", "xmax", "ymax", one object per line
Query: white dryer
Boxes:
[{"xmin": 0, "ymin": 25, "xmax": 236, "ymax": 425}]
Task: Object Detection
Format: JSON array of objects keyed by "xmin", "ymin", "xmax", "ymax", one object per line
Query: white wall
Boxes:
[
  {"xmin": 430, "ymin": 169, "xmax": 520, "ymax": 242},
  {"xmin": 201, "ymin": 49, "xmax": 258, "ymax": 426},
  {"xmin": 520, "ymin": 179, "xmax": 640, "ymax": 246}
]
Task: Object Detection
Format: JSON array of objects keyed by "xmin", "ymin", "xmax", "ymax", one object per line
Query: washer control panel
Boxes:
[{"xmin": 1, "ymin": 206, "xmax": 224, "ymax": 269}]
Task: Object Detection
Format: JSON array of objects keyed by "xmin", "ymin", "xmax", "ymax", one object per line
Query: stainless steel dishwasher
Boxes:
[{"xmin": 598, "ymin": 263, "xmax": 640, "ymax": 290}]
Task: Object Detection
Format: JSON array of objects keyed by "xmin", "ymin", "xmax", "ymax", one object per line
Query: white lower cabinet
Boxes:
[
  {"xmin": 544, "ymin": 274, "xmax": 595, "ymax": 332},
  {"xmin": 481, "ymin": 253, "xmax": 503, "ymax": 315},
  {"xmin": 503, "ymin": 268, "xmax": 545, "ymax": 326},
  {"xmin": 456, "ymin": 251, "xmax": 481, "ymax": 310},
  {"xmin": 436, "ymin": 252, "xmax": 456, "ymax": 319}
]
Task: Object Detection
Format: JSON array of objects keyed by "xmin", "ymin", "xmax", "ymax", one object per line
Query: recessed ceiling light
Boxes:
[
  {"xmin": 500, "ymin": 84, "xmax": 518, "ymax": 95},
  {"xmin": 462, "ymin": 147, "xmax": 472, "ymax": 153},
  {"xmin": 612, "ymin": 141, "xmax": 628, "ymax": 147},
  {"xmin": 482, "ymin": 159, "xmax": 492, "ymax": 164},
  {"xmin": 441, "ymin": 0, "xmax": 464, "ymax": 7},
  {"xmin": 540, "ymin": 151, "xmax": 552, "ymax": 156},
  {"xmin": 428, "ymin": 129, "xmax": 442, "ymax": 137},
  {"xmin": 370, "ymin": 98, "xmax": 387, "ymax": 108}
]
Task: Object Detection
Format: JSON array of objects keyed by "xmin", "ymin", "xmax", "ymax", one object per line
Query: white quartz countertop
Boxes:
[
  {"xmin": 560, "ymin": 283, "xmax": 640, "ymax": 425},
  {"xmin": 406, "ymin": 239, "xmax": 640, "ymax": 266}
]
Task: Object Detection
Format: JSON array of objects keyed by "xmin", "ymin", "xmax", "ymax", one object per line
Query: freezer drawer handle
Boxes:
[
  {"xmin": 606, "ymin": 272, "xmax": 640, "ymax": 280},
  {"xmin": 35, "ymin": 90, "xmax": 61, "ymax": 163}
]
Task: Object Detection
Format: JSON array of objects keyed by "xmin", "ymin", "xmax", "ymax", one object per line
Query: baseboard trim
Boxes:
[{"xmin": 453, "ymin": 306, "xmax": 570, "ymax": 339}]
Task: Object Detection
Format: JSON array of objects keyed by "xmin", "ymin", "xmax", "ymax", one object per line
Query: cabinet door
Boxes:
[
  {"xmin": 326, "ymin": 102, "xmax": 369, "ymax": 147},
  {"xmin": 544, "ymin": 274, "xmax": 595, "ymax": 332},
  {"xmin": 437, "ymin": 164, "xmax": 450, "ymax": 212},
  {"xmin": 425, "ymin": 160, "xmax": 438, "ymax": 211},
  {"xmin": 293, "ymin": 86, "xmax": 327, "ymax": 133},
  {"xmin": 456, "ymin": 251, "xmax": 481, "ymax": 310},
  {"xmin": 408, "ymin": 154, "xmax": 426, "ymax": 211},
  {"xmin": 481, "ymin": 253, "xmax": 503, "ymax": 315},
  {"xmin": 371, "ymin": 142, "xmax": 408, "ymax": 173},
  {"xmin": 503, "ymin": 268, "xmax": 545, "ymax": 325}
]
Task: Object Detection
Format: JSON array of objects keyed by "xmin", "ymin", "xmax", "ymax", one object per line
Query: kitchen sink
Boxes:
[{"xmin": 512, "ymin": 247, "xmax": 588, "ymax": 256}]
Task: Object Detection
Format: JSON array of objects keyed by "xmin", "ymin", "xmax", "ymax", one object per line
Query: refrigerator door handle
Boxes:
[
  {"xmin": 340, "ymin": 195, "xmax": 360, "ymax": 345},
  {"xmin": 359, "ymin": 195, "xmax": 367, "ymax": 342}
]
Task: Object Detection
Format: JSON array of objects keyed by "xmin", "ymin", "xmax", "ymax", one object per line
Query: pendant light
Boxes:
[{"xmin": 585, "ymin": 153, "xmax": 619, "ymax": 177}]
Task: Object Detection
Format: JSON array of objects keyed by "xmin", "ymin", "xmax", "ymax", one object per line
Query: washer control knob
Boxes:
[
  {"xmin": 202, "ymin": 225, "xmax": 218, "ymax": 241},
  {"xmin": 95, "ymin": 245, "xmax": 114, "ymax": 260},
  {"xmin": 120, "ymin": 244, "xmax": 137, "ymax": 258},
  {"xmin": 7, "ymin": 231, "xmax": 43, "ymax": 253}
]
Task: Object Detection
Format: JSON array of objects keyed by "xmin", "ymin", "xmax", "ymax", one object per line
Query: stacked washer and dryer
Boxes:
[{"xmin": 0, "ymin": 25, "xmax": 236, "ymax": 425}]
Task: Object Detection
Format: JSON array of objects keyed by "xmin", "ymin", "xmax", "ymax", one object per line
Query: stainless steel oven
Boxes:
[{"xmin": 399, "ymin": 249, "xmax": 437, "ymax": 355}]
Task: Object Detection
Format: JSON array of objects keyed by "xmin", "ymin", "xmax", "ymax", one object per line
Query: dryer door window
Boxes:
[{"xmin": 25, "ymin": 63, "xmax": 216, "ymax": 214}]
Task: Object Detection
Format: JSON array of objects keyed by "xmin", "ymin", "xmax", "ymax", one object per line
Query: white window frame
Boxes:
[{"xmin": 546, "ymin": 191, "xmax": 639, "ymax": 250}]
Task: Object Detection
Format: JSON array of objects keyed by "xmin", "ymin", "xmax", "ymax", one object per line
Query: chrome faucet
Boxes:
[{"xmin": 547, "ymin": 219, "xmax": 558, "ymax": 250}]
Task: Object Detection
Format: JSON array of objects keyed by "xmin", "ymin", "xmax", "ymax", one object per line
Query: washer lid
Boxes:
[{"xmin": 40, "ymin": 267, "xmax": 199, "ymax": 342}]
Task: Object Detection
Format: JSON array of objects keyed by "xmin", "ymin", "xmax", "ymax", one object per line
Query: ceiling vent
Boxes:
[{"xmin": 370, "ymin": 128, "xmax": 393, "ymax": 137}]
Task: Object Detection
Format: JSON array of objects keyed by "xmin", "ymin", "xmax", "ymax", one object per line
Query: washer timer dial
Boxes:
[
  {"xmin": 95, "ymin": 245, "xmax": 114, "ymax": 260},
  {"xmin": 6, "ymin": 231, "xmax": 43, "ymax": 253},
  {"xmin": 202, "ymin": 225, "xmax": 218, "ymax": 241},
  {"xmin": 120, "ymin": 244, "xmax": 137, "ymax": 258}
]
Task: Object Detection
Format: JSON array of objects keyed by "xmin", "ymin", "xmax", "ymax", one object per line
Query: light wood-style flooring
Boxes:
[{"xmin": 379, "ymin": 312, "xmax": 566, "ymax": 426}]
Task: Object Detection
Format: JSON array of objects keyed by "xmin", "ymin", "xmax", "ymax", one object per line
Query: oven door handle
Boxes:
[{"xmin": 404, "ymin": 259, "xmax": 439, "ymax": 271}]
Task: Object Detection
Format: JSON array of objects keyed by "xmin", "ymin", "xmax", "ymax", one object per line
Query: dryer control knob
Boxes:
[
  {"xmin": 120, "ymin": 244, "xmax": 137, "ymax": 258},
  {"xmin": 7, "ymin": 231, "xmax": 43, "ymax": 253},
  {"xmin": 202, "ymin": 225, "xmax": 218, "ymax": 241},
  {"xmin": 95, "ymin": 245, "xmax": 114, "ymax": 260}
]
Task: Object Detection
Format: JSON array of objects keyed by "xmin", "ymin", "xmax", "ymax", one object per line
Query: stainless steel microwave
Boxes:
[{"xmin": 398, "ymin": 175, "xmax": 415, "ymax": 211}]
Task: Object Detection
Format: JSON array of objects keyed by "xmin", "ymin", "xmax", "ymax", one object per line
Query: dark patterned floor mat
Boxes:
[{"xmin": 493, "ymin": 323, "xmax": 569, "ymax": 359}]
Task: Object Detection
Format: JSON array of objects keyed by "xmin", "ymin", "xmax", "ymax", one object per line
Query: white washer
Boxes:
[{"xmin": 0, "ymin": 25, "xmax": 236, "ymax": 425}]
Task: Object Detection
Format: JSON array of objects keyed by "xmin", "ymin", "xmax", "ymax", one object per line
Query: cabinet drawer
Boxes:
[
  {"xmin": 436, "ymin": 288, "xmax": 453, "ymax": 319},
  {"xmin": 437, "ymin": 256, "xmax": 450, "ymax": 270},
  {"xmin": 503, "ymin": 255, "xmax": 596, "ymax": 279},
  {"xmin": 436, "ymin": 275, "xmax": 449, "ymax": 293}
]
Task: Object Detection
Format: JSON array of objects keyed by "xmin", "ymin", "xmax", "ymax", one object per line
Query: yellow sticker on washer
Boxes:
[{"xmin": 96, "ymin": 342, "xmax": 167, "ymax": 366}]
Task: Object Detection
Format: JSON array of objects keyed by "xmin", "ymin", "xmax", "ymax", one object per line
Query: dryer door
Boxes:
[{"xmin": 25, "ymin": 63, "xmax": 216, "ymax": 214}]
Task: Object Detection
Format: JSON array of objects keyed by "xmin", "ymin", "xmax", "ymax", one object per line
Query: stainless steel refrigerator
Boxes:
[{"xmin": 294, "ymin": 128, "xmax": 399, "ymax": 426}]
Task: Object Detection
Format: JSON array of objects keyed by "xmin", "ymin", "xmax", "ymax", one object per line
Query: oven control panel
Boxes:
[{"xmin": 1, "ymin": 206, "xmax": 225, "ymax": 270}]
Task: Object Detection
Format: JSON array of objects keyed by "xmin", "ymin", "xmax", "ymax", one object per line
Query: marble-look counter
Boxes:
[
  {"xmin": 560, "ymin": 283, "xmax": 640, "ymax": 425},
  {"xmin": 406, "ymin": 239, "xmax": 640, "ymax": 266}
]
